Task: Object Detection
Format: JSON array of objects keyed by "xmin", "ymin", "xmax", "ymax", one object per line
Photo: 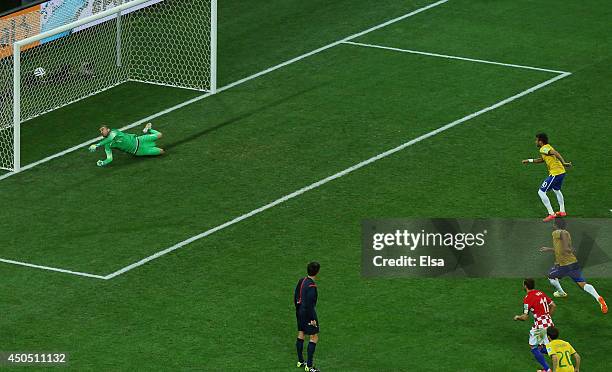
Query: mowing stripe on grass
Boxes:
[
  {"xmin": 0, "ymin": 0, "xmax": 449, "ymax": 183},
  {"xmin": 343, "ymin": 41, "xmax": 569, "ymax": 74},
  {"xmin": 103, "ymin": 72, "xmax": 571, "ymax": 280}
]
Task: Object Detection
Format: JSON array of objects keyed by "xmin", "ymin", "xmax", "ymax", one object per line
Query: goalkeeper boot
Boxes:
[
  {"xmin": 143, "ymin": 122, "xmax": 152, "ymax": 133},
  {"xmin": 297, "ymin": 362, "xmax": 307, "ymax": 369},
  {"xmin": 307, "ymin": 367, "xmax": 320, "ymax": 372}
]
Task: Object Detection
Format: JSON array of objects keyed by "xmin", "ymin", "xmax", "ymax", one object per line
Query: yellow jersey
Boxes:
[
  {"xmin": 539, "ymin": 144, "xmax": 565, "ymax": 176},
  {"xmin": 546, "ymin": 339, "xmax": 577, "ymax": 372},
  {"xmin": 552, "ymin": 229, "xmax": 577, "ymax": 266}
]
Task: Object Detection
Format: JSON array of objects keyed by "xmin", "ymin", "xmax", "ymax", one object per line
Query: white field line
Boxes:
[
  {"xmin": 0, "ymin": 258, "xmax": 106, "ymax": 279},
  {"xmin": 343, "ymin": 41, "xmax": 570, "ymax": 74},
  {"xmin": 0, "ymin": 0, "xmax": 449, "ymax": 182},
  {"xmin": 0, "ymin": 0, "xmax": 450, "ymax": 278},
  {"xmin": 103, "ymin": 72, "xmax": 571, "ymax": 280}
]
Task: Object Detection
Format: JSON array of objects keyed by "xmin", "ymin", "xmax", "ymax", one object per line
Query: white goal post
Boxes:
[{"xmin": 1, "ymin": 0, "xmax": 217, "ymax": 172}]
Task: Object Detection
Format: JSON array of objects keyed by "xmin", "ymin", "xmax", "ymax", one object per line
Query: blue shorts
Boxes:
[
  {"xmin": 539, "ymin": 173, "xmax": 565, "ymax": 192},
  {"xmin": 548, "ymin": 262, "xmax": 585, "ymax": 283}
]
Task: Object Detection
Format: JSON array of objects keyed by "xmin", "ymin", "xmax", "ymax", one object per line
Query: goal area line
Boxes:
[
  {"xmin": 343, "ymin": 41, "xmax": 569, "ymax": 74},
  {"xmin": 0, "ymin": 0, "xmax": 572, "ymax": 280}
]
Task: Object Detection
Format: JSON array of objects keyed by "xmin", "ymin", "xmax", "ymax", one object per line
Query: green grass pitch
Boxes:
[{"xmin": 1, "ymin": 0, "xmax": 611, "ymax": 370}]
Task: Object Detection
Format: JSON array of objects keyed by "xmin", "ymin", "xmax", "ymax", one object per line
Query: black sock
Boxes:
[
  {"xmin": 296, "ymin": 338, "xmax": 305, "ymax": 363},
  {"xmin": 307, "ymin": 341, "xmax": 317, "ymax": 367}
]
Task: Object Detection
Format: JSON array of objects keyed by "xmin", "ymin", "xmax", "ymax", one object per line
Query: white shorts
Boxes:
[{"xmin": 529, "ymin": 327, "xmax": 549, "ymax": 346}]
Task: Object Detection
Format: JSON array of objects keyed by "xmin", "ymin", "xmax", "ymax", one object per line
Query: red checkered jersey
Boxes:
[{"xmin": 523, "ymin": 290, "xmax": 554, "ymax": 329}]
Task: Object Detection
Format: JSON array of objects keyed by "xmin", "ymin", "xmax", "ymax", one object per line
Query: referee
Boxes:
[{"xmin": 294, "ymin": 262, "xmax": 321, "ymax": 372}]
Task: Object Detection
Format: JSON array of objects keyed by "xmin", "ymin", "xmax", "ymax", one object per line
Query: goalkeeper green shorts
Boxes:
[{"xmin": 135, "ymin": 134, "xmax": 163, "ymax": 156}]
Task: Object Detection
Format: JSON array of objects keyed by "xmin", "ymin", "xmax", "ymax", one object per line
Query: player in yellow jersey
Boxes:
[
  {"xmin": 545, "ymin": 327, "xmax": 580, "ymax": 372},
  {"xmin": 540, "ymin": 218, "xmax": 608, "ymax": 314},
  {"xmin": 522, "ymin": 133, "xmax": 573, "ymax": 222}
]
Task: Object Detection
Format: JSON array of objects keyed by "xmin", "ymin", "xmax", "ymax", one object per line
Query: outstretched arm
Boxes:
[
  {"xmin": 88, "ymin": 135, "xmax": 114, "ymax": 152},
  {"xmin": 522, "ymin": 158, "xmax": 544, "ymax": 164},
  {"xmin": 97, "ymin": 144, "xmax": 113, "ymax": 167},
  {"xmin": 97, "ymin": 136, "xmax": 114, "ymax": 148},
  {"xmin": 89, "ymin": 131, "xmax": 116, "ymax": 166}
]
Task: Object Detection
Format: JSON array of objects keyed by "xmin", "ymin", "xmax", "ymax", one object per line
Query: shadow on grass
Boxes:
[{"xmin": 164, "ymin": 84, "xmax": 324, "ymax": 150}]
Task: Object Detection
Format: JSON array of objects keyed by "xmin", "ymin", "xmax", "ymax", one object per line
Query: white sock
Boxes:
[
  {"xmin": 549, "ymin": 278, "xmax": 566, "ymax": 294},
  {"xmin": 553, "ymin": 190, "xmax": 565, "ymax": 213},
  {"xmin": 583, "ymin": 284, "xmax": 601, "ymax": 300},
  {"xmin": 538, "ymin": 190, "xmax": 555, "ymax": 215}
]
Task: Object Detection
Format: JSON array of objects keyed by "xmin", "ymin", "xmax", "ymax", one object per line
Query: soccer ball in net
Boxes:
[{"xmin": 34, "ymin": 67, "xmax": 46, "ymax": 77}]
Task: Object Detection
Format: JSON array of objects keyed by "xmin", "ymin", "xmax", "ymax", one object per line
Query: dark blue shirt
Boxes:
[{"xmin": 294, "ymin": 277, "xmax": 318, "ymax": 320}]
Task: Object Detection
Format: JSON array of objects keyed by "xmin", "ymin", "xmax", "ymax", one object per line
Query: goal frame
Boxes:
[{"xmin": 7, "ymin": 0, "xmax": 217, "ymax": 172}]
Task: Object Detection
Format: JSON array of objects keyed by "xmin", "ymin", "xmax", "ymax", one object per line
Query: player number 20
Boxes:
[{"xmin": 555, "ymin": 351, "xmax": 574, "ymax": 368}]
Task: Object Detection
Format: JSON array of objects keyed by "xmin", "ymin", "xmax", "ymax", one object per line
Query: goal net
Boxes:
[{"xmin": 0, "ymin": 0, "xmax": 217, "ymax": 171}]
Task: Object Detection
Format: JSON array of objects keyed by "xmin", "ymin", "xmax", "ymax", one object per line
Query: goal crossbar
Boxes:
[{"xmin": 15, "ymin": 0, "xmax": 152, "ymax": 49}]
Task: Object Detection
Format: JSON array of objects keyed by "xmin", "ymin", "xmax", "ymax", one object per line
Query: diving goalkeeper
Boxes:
[{"xmin": 88, "ymin": 123, "xmax": 164, "ymax": 166}]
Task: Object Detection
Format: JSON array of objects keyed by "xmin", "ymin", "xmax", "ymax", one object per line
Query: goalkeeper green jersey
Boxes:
[
  {"xmin": 98, "ymin": 129, "xmax": 138, "ymax": 153},
  {"xmin": 96, "ymin": 129, "xmax": 139, "ymax": 165}
]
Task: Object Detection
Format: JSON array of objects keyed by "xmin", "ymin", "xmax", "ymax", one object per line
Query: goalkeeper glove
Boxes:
[
  {"xmin": 88, "ymin": 144, "xmax": 97, "ymax": 152},
  {"xmin": 96, "ymin": 160, "xmax": 105, "ymax": 167}
]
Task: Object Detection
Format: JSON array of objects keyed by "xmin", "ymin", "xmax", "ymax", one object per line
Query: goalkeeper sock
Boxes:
[
  {"xmin": 549, "ymin": 278, "xmax": 566, "ymax": 295},
  {"xmin": 538, "ymin": 190, "xmax": 555, "ymax": 215},
  {"xmin": 531, "ymin": 347, "xmax": 549, "ymax": 371}
]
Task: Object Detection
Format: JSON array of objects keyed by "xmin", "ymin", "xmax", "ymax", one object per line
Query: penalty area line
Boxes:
[
  {"xmin": 0, "ymin": 257, "xmax": 107, "ymax": 280},
  {"xmin": 103, "ymin": 72, "xmax": 571, "ymax": 280}
]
